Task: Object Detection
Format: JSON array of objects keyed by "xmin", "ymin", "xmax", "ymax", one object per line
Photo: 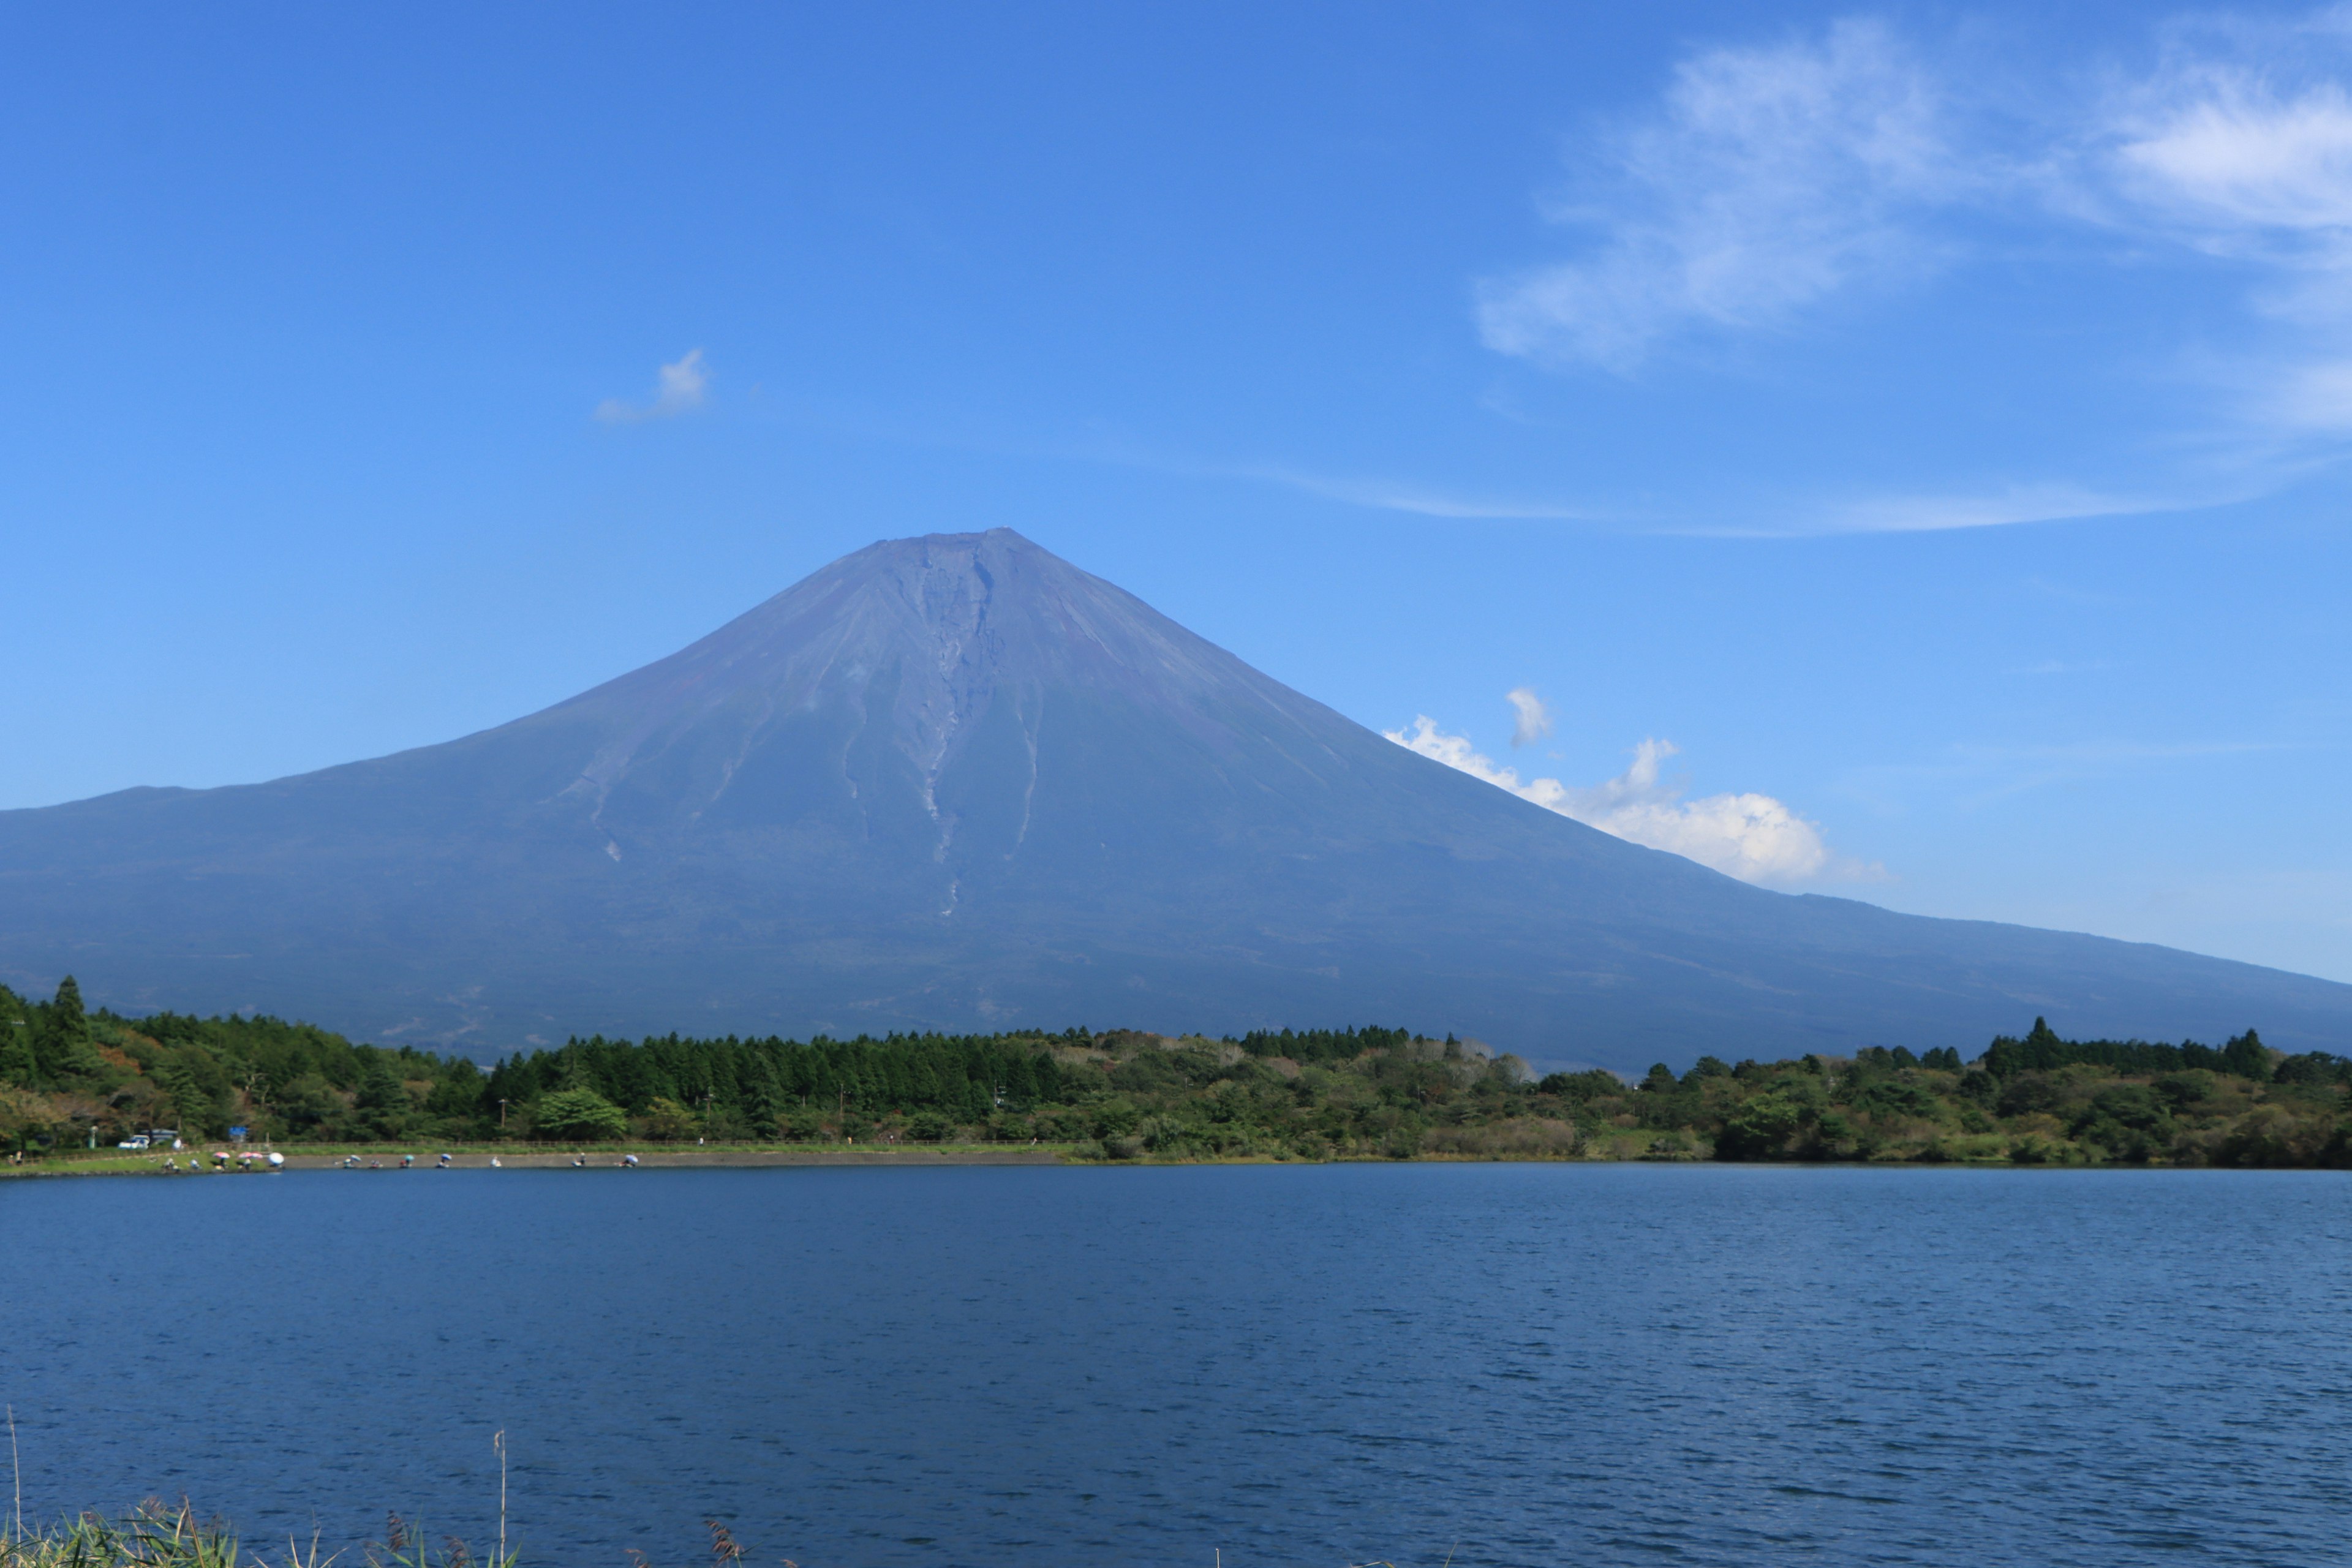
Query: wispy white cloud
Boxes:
[
  {"xmin": 1477, "ymin": 18, "xmax": 1957, "ymax": 371},
  {"xmin": 1672, "ymin": 481, "xmax": 2200, "ymax": 538},
  {"xmin": 1837, "ymin": 736, "xmax": 2286, "ymax": 816},
  {"xmin": 1507, "ymin": 687, "xmax": 1554, "ymax": 747},
  {"xmin": 1466, "ymin": 7, "xmax": 2352, "ymax": 518},
  {"xmin": 2088, "ymin": 18, "xmax": 2352, "ymax": 434},
  {"xmin": 2106, "ymin": 41, "xmax": 2352, "ymax": 241},
  {"xmin": 1229, "ymin": 462, "xmax": 1603, "ymax": 520},
  {"xmin": 1385, "ymin": 710, "xmax": 1871, "ymax": 886},
  {"xmin": 2007, "ymin": 658, "xmax": 2117, "ymax": 676},
  {"xmin": 595, "ymin": 349, "xmax": 710, "ymax": 424},
  {"xmin": 1823, "ymin": 482, "xmax": 2164, "ymax": 533}
]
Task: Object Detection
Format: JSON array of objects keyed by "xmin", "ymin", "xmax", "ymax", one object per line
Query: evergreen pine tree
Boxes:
[
  {"xmin": 356, "ymin": 1058, "xmax": 410, "ymax": 1135},
  {"xmin": 34, "ymin": 975, "xmax": 106, "ymax": 1082},
  {"xmin": 0, "ymin": 1019, "xmax": 34, "ymax": 1087},
  {"xmin": 48, "ymin": 974, "xmax": 84, "ymax": 1031},
  {"xmin": 156, "ymin": 1052, "xmax": 211, "ymax": 1136},
  {"xmin": 745, "ymin": 1056, "xmax": 783, "ymax": 1139},
  {"xmin": 2222, "ymin": 1028, "xmax": 2272, "ymax": 1082}
]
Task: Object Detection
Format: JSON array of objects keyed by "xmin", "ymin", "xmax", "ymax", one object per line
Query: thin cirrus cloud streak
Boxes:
[
  {"xmin": 1226, "ymin": 462, "xmax": 1605, "ymax": 521},
  {"xmin": 738, "ymin": 383, "xmax": 2178, "ymax": 536},
  {"xmin": 595, "ymin": 349, "xmax": 710, "ymax": 424},
  {"xmin": 1467, "ymin": 7, "xmax": 2352, "ymax": 511},
  {"xmin": 1384, "ymin": 708, "xmax": 1875, "ymax": 887},
  {"xmin": 1836, "ymin": 736, "xmax": 2286, "ymax": 816},
  {"xmin": 1673, "ymin": 482, "xmax": 2208, "ymax": 538},
  {"xmin": 1224, "ymin": 462, "xmax": 2168, "ymax": 537}
]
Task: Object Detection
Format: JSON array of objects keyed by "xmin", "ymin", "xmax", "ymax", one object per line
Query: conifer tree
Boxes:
[
  {"xmin": 53, "ymin": 974, "xmax": 85, "ymax": 1028},
  {"xmin": 0, "ymin": 1017, "xmax": 35, "ymax": 1087},
  {"xmin": 156, "ymin": 1052, "xmax": 210, "ymax": 1135},
  {"xmin": 34, "ymin": 975, "xmax": 106, "ymax": 1083},
  {"xmin": 745, "ymin": 1054, "xmax": 783, "ymax": 1139}
]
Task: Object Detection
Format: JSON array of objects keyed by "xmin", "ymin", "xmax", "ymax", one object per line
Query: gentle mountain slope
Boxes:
[{"xmin": 4, "ymin": 528, "xmax": 2346, "ymax": 1068}]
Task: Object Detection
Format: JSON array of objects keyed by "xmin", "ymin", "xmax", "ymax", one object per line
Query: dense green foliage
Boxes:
[
  {"xmin": 0, "ymin": 1499, "xmax": 513, "ymax": 1568},
  {"xmin": 5, "ymin": 976, "xmax": 2350, "ymax": 1166},
  {"xmin": 0, "ymin": 1500, "xmax": 244, "ymax": 1568},
  {"xmin": 0, "ymin": 976, "xmax": 464, "ymax": 1150}
]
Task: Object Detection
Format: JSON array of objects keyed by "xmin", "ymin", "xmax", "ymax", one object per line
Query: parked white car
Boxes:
[{"xmin": 116, "ymin": 1134, "xmax": 151, "ymax": 1150}]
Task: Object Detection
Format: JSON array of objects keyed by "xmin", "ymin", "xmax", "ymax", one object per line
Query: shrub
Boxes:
[
  {"xmin": 1996, "ymin": 1072, "xmax": 2062, "ymax": 1118},
  {"xmin": 2214, "ymin": 1106, "xmax": 2332, "ymax": 1167},
  {"xmin": 1090, "ymin": 1098, "xmax": 1140, "ymax": 1139},
  {"xmin": 639, "ymin": 1097, "xmax": 696, "ymax": 1140},
  {"xmin": 1716, "ymin": 1091, "xmax": 1805, "ymax": 1161},
  {"xmin": 2154, "ymin": 1069, "xmax": 2218, "ymax": 1112},
  {"xmin": 1422, "ymin": 1118, "xmax": 1580, "ymax": 1158}
]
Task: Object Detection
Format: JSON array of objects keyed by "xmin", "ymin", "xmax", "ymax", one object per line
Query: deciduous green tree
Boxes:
[{"xmin": 534, "ymin": 1086, "xmax": 628, "ymax": 1141}]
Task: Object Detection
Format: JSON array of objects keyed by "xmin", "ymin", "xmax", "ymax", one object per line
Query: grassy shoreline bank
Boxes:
[
  {"xmin": 0, "ymin": 1499, "xmax": 522, "ymax": 1568},
  {"xmin": 7, "ymin": 1136, "xmax": 2331, "ymax": 1178}
]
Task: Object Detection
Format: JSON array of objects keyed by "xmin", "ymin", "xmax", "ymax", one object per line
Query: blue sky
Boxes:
[{"xmin": 2, "ymin": 1, "xmax": 2347, "ymax": 981}]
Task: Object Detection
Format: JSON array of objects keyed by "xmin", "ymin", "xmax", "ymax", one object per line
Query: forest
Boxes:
[{"xmin": 7, "ymin": 974, "xmax": 2352, "ymax": 1166}]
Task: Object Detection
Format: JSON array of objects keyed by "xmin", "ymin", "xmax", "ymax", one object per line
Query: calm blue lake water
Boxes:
[{"xmin": 7, "ymin": 1163, "xmax": 2351, "ymax": 1567}]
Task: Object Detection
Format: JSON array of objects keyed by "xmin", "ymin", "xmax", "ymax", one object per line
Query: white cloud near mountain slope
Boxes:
[
  {"xmin": 1385, "ymin": 716, "xmax": 1847, "ymax": 886},
  {"xmin": 1476, "ymin": 18, "xmax": 1957, "ymax": 370},
  {"xmin": 1507, "ymin": 687, "xmax": 1555, "ymax": 746},
  {"xmin": 595, "ymin": 349, "xmax": 710, "ymax": 423}
]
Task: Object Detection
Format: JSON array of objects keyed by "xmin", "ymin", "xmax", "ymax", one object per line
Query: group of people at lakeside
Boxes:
[
  {"xmin": 322, "ymin": 1151, "xmax": 644, "ymax": 1169},
  {"xmin": 156, "ymin": 1147, "xmax": 285, "ymax": 1172}
]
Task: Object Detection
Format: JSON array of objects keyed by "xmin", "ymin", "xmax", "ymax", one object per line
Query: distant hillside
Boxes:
[{"xmin": 3, "ymin": 529, "xmax": 2348, "ymax": 1071}]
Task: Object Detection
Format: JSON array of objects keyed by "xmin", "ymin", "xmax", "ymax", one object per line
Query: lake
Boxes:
[{"xmin": 6, "ymin": 1163, "xmax": 2350, "ymax": 1567}]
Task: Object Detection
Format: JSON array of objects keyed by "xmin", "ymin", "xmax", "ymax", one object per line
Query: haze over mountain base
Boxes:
[{"xmin": 4, "ymin": 529, "xmax": 2345, "ymax": 1072}]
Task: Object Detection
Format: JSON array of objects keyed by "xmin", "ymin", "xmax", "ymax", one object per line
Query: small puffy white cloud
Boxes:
[
  {"xmin": 1476, "ymin": 18, "xmax": 1953, "ymax": 370},
  {"xmin": 1506, "ymin": 687, "xmax": 1554, "ymax": 747},
  {"xmin": 1563, "ymin": 737, "xmax": 1834, "ymax": 885},
  {"xmin": 1385, "ymin": 717, "xmax": 1847, "ymax": 886},
  {"xmin": 595, "ymin": 349, "xmax": 710, "ymax": 424}
]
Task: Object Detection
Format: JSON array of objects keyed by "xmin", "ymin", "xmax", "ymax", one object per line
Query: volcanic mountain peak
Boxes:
[
  {"xmin": 4, "ymin": 527, "xmax": 2348, "ymax": 1063},
  {"xmin": 544, "ymin": 532, "xmax": 1239, "ymax": 791}
]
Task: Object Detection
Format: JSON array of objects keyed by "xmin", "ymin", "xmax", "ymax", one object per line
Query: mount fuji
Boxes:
[{"xmin": 4, "ymin": 528, "xmax": 2346, "ymax": 1069}]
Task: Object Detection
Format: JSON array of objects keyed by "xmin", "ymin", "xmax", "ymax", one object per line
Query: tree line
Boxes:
[{"xmin": 6, "ymin": 973, "xmax": 2350, "ymax": 1166}]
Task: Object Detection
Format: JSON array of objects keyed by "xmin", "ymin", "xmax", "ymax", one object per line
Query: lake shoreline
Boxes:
[
  {"xmin": 0, "ymin": 1145, "xmax": 1074, "ymax": 1177},
  {"xmin": 9, "ymin": 1144, "xmax": 2290, "ymax": 1178},
  {"xmin": 6, "ymin": 1144, "xmax": 1714, "ymax": 1177}
]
